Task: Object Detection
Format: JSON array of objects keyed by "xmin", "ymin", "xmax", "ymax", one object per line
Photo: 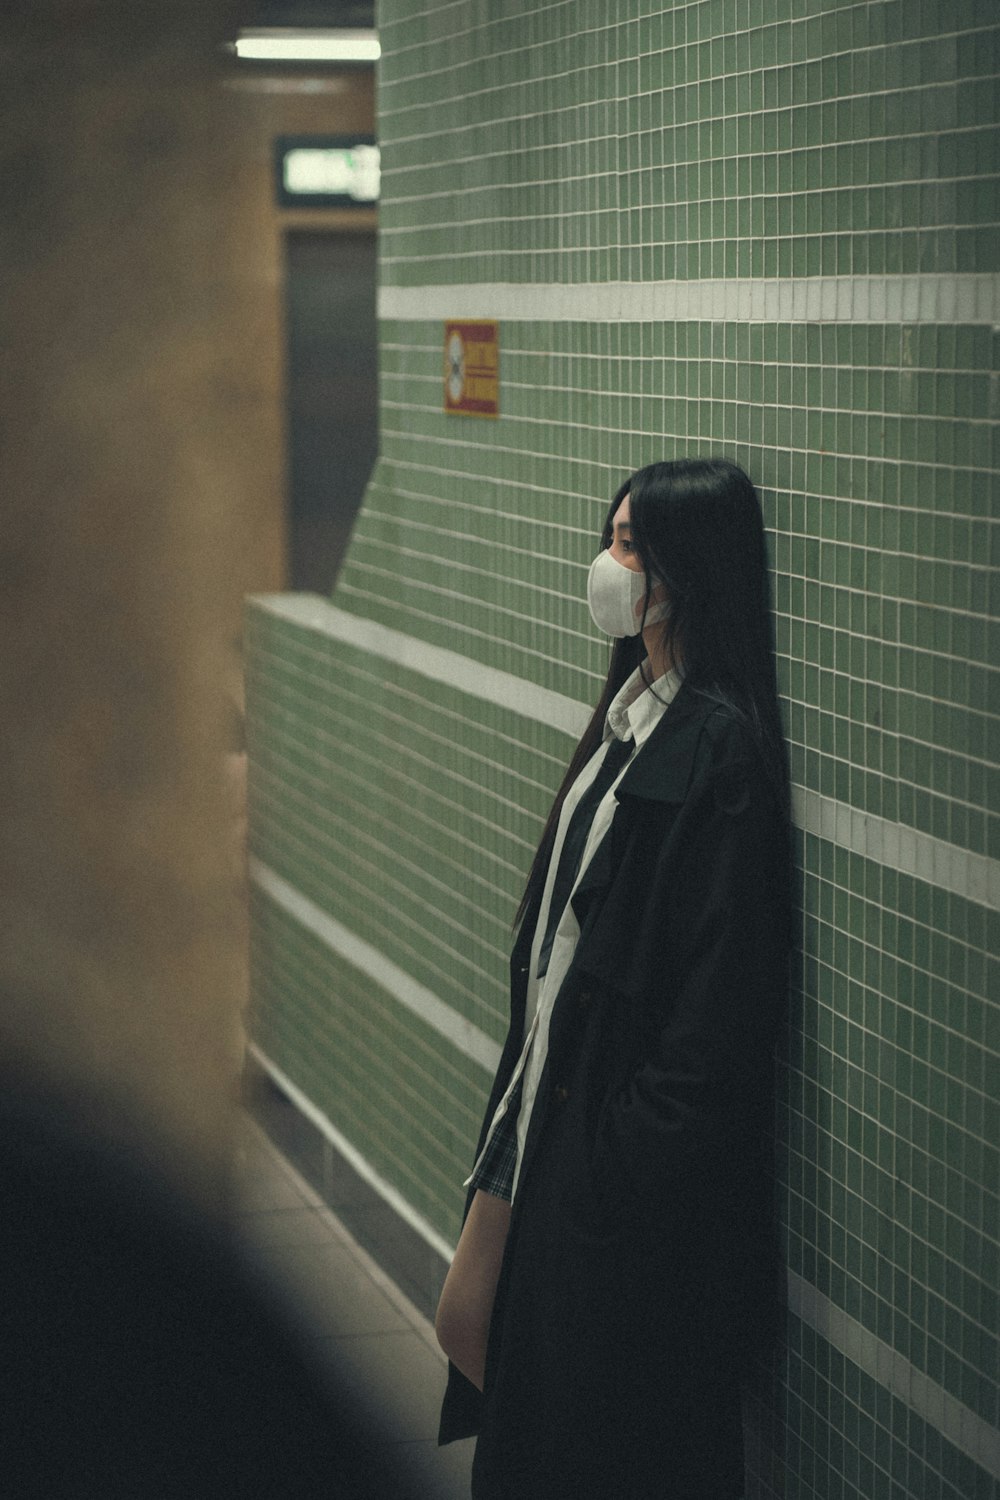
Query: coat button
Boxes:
[
  {"xmin": 554, "ymin": 1085, "xmax": 570, "ymax": 1103},
  {"xmin": 578, "ymin": 989, "xmax": 592, "ymax": 1005}
]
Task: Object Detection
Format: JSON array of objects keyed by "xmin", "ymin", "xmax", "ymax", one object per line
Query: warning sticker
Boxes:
[{"xmin": 444, "ymin": 321, "xmax": 499, "ymax": 417}]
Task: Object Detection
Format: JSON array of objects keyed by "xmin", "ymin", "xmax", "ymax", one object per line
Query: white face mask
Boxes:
[{"xmin": 586, "ymin": 547, "xmax": 669, "ymax": 638}]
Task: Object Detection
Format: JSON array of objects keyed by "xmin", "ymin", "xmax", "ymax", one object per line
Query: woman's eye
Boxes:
[{"xmin": 620, "ymin": 539, "xmax": 633, "ymax": 552}]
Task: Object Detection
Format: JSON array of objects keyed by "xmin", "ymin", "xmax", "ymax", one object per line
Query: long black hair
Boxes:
[{"xmin": 515, "ymin": 457, "xmax": 788, "ymax": 926}]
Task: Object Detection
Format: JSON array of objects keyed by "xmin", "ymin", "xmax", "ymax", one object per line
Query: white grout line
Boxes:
[
  {"xmin": 249, "ymin": 594, "xmax": 1000, "ymax": 911},
  {"xmin": 788, "ymin": 1270, "xmax": 1000, "ymax": 1482},
  {"xmin": 378, "ymin": 275, "xmax": 1000, "ymax": 326}
]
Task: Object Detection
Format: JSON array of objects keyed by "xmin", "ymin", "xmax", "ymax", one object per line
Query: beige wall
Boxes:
[{"xmin": 0, "ymin": 5, "xmax": 373, "ymax": 1190}]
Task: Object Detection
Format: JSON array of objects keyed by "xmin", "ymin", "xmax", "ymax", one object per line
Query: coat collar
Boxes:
[
  {"xmin": 612, "ymin": 680, "xmax": 721, "ymax": 806},
  {"xmin": 569, "ymin": 685, "xmax": 729, "ymax": 952}
]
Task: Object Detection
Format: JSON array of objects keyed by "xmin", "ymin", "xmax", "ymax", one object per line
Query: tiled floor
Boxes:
[{"xmin": 233, "ymin": 1117, "xmax": 475, "ymax": 1499}]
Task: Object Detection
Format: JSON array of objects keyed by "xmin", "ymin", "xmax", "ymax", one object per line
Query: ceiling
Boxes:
[{"xmin": 240, "ymin": 0, "xmax": 376, "ymax": 28}]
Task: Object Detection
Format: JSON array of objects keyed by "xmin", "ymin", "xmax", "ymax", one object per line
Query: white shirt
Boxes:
[{"xmin": 465, "ymin": 664, "xmax": 681, "ymax": 1199}]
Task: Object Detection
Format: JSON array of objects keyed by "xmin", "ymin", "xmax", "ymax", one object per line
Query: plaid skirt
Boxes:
[{"xmin": 466, "ymin": 1080, "xmax": 522, "ymax": 1202}]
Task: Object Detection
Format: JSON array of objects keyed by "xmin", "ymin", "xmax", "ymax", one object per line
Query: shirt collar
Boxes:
[{"xmin": 605, "ymin": 663, "xmax": 682, "ymax": 749}]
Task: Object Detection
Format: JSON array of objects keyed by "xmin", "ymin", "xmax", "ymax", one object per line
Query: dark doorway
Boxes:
[{"xmin": 283, "ymin": 230, "xmax": 378, "ymax": 594}]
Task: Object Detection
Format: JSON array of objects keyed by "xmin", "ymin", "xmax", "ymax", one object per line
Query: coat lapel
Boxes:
[{"xmin": 570, "ymin": 689, "xmax": 716, "ymax": 926}]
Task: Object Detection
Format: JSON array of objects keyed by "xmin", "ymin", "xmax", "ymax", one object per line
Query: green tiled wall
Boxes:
[
  {"xmin": 245, "ymin": 609, "xmax": 570, "ymax": 1052},
  {"xmin": 250, "ymin": 884, "xmax": 484, "ymax": 1230},
  {"xmin": 352, "ymin": 316, "xmax": 1000, "ymax": 855},
  {"xmin": 378, "ymin": 0, "xmax": 998, "ymax": 284},
  {"xmin": 247, "ymin": 2, "xmax": 999, "ymax": 1494}
]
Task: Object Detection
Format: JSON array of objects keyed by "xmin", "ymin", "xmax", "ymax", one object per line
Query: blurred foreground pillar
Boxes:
[{"xmin": 0, "ymin": 1, "xmax": 248, "ymax": 1188}]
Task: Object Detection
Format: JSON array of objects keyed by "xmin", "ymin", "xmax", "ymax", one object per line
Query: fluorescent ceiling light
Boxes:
[{"xmin": 235, "ymin": 29, "xmax": 381, "ymax": 63}]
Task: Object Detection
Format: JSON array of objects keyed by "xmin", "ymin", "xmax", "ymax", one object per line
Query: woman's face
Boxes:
[
  {"xmin": 606, "ymin": 490, "xmax": 672, "ymax": 655},
  {"xmin": 607, "ymin": 493, "xmax": 643, "ymax": 573}
]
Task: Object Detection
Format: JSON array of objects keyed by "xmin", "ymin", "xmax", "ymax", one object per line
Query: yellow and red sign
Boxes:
[{"xmin": 444, "ymin": 320, "xmax": 499, "ymax": 417}]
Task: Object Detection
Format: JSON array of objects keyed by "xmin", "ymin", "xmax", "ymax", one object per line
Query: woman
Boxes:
[{"xmin": 436, "ymin": 459, "xmax": 792, "ymax": 1500}]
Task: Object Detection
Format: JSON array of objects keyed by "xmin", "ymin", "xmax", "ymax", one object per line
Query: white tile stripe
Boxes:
[
  {"xmin": 250, "ymin": 857, "xmax": 503, "ymax": 1076},
  {"xmin": 246, "ymin": 1041, "xmax": 458, "ymax": 1267},
  {"xmin": 793, "ymin": 786, "xmax": 1000, "ymax": 911},
  {"xmin": 250, "ymin": 593, "xmax": 590, "ymax": 739},
  {"xmin": 378, "ymin": 275, "xmax": 1000, "ymax": 325},
  {"xmin": 788, "ymin": 1271, "xmax": 1000, "ymax": 1483},
  {"xmin": 250, "ymin": 594, "xmax": 1000, "ymax": 910}
]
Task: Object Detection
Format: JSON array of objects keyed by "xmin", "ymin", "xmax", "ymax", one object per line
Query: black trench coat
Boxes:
[{"xmin": 440, "ymin": 686, "xmax": 792, "ymax": 1500}]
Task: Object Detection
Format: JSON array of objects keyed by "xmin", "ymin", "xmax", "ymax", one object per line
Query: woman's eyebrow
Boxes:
[{"xmin": 613, "ymin": 518, "xmax": 632, "ymax": 532}]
